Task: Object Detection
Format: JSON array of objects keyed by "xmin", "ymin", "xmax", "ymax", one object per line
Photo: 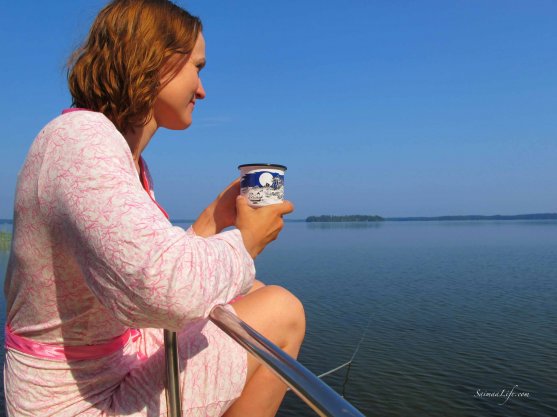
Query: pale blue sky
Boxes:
[{"xmin": 1, "ymin": 1, "xmax": 556, "ymax": 219}]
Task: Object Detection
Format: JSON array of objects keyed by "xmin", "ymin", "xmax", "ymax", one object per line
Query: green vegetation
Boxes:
[
  {"xmin": 386, "ymin": 213, "xmax": 557, "ymax": 221},
  {"xmin": 306, "ymin": 215, "xmax": 384, "ymax": 222},
  {"xmin": 0, "ymin": 230, "xmax": 12, "ymax": 251},
  {"xmin": 305, "ymin": 212, "xmax": 557, "ymax": 223}
]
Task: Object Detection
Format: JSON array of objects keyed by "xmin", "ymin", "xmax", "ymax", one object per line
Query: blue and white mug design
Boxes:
[{"xmin": 238, "ymin": 163, "xmax": 287, "ymax": 207}]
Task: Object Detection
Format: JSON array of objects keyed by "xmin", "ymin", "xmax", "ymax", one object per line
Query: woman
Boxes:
[{"xmin": 3, "ymin": 1, "xmax": 305, "ymax": 416}]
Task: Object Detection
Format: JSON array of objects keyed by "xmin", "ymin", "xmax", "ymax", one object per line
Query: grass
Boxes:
[{"xmin": 0, "ymin": 230, "xmax": 12, "ymax": 251}]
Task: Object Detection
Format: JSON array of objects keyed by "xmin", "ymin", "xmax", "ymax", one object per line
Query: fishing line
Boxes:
[
  {"xmin": 285, "ymin": 312, "xmax": 372, "ymax": 394},
  {"xmin": 317, "ymin": 312, "xmax": 373, "ymax": 397}
]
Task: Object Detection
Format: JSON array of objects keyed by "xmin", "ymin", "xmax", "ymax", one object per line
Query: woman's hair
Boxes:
[{"xmin": 67, "ymin": 0, "xmax": 202, "ymax": 133}]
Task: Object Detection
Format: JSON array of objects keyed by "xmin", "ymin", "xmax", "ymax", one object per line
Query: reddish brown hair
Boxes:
[{"xmin": 67, "ymin": 0, "xmax": 202, "ymax": 133}]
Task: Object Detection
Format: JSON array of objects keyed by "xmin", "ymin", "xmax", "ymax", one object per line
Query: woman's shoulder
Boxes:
[
  {"xmin": 30, "ymin": 109, "xmax": 135, "ymax": 175},
  {"xmin": 39, "ymin": 110, "xmax": 128, "ymax": 152},
  {"xmin": 48, "ymin": 109, "xmax": 118, "ymax": 136}
]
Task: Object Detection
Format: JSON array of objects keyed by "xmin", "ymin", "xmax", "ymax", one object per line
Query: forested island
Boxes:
[
  {"xmin": 305, "ymin": 213, "xmax": 557, "ymax": 222},
  {"xmin": 386, "ymin": 213, "xmax": 557, "ymax": 221},
  {"xmin": 306, "ymin": 215, "xmax": 384, "ymax": 222}
]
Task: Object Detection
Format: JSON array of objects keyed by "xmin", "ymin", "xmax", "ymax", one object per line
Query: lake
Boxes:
[{"xmin": 2, "ymin": 220, "xmax": 557, "ymax": 416}]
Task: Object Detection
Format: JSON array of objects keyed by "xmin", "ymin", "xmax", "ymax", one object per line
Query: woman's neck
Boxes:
[{"xmin": 124, "ymin": 118, "xmax": 158, "ymax": 174}]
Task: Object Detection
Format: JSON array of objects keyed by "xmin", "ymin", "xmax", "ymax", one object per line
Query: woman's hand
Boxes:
[
  {"xmin": 235, "ymin": 196, "xmax": 294, "ymax": 259},
  {"xmin": 193, "ymin": 178, "xmax": 241, "ymax": 237}
]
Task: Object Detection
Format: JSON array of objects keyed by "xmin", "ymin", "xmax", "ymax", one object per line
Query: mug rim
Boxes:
[{"xmin": 238, "ymin": 163, "xmax": 287, "ymax": 171}]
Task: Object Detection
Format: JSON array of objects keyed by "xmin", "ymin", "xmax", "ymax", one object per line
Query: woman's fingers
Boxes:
[
  {"xmin": 192, "ymin": 178, "xmax": 242, "ymax": 237},
  {"xmin": 278, "ymin": 200, "xmax": 294, "ymax": 216},
  {"xmin": 235, "ymin": 196, "xmax": 294, "ymax": 258}
]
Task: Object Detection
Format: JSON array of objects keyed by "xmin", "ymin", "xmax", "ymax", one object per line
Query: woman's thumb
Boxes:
[{"xmin": 236, "ymin": 195, "xmax": 248, "ymax": 210}]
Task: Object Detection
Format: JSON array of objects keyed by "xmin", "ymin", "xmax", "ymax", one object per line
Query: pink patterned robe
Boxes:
[{"xmin": 3, "ymin": 110, "xmax": 255, "ymax": 416}]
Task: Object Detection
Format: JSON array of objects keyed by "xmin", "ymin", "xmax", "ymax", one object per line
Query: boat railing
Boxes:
[
  {"xmin": 214, "ymin": 304, "xmax": 366, "ymax": 416},
  {"xmin": 164, "ymin": 305, "xmax": 366, "ymax": 417}
]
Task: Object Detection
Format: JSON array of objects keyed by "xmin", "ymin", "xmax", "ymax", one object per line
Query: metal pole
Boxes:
[
  {"xmin": 164, "ymin": 329, "xmax": 182, "ymax": 417},
  {"xmin": 209, "ymin": 305, "xmax": 366, "ymax": 417}
]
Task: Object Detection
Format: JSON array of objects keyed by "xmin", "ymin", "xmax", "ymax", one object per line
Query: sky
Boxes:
[{"xmin": 1, "ymin": 0, "xmax": 556, "ymax": 219}]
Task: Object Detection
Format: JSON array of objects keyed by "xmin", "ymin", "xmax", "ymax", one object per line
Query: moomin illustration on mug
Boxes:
[{"xmin": 238, "ymin": 163, "xmax": 286, "ymax": 207}]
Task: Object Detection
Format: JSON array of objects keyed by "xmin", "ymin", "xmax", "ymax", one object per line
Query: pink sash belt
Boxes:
[{"xmin": 5, "ymin": 325, "xmax": 141, "ymax": 361}]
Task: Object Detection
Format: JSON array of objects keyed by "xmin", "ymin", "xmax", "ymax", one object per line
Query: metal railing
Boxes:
[
  {"xmin": 164, "ymin": 329, "xmax": 182, "ymax": 416},
  {"xmin": 209, "ymin": 305, "xmax": 366, "ymax": 416},
  {"xmin": 163, "ymin": 305, "xmax": 366, "ymax": 417}
]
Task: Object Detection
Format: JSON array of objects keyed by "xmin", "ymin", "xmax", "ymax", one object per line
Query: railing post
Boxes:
[{"xmin": 164, "ymin": 329, "xmax": 182, "ymax": 417}]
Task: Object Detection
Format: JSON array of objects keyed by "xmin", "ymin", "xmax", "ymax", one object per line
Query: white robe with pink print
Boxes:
[{"xmin": 3, "ymin": 110, "xmax": 255, "ymax": 416}]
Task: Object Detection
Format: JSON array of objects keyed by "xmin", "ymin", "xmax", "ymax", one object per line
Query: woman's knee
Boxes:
[
  {"xmin": 263, "ymin": 285, "xmax": 306, "ymax": 343},
  {"xmin": 233, "ymin": 284, "xmax": 306, "ymax": 348}
]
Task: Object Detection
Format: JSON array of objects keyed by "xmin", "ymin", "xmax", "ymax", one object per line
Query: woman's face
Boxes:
[{"xmin": 153, "ymin": 33, "xmax": 206, "ymax": 130}]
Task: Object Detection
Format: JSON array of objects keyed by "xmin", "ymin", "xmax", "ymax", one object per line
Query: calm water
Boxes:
[{"xmin": 1, "ymin": 221, "xmax": 557, "ymax": 416}]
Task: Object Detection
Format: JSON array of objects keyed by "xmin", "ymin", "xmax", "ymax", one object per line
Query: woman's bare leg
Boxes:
[
  {"xmin": 223, "ymin": 285, "xmax": 306, "ymax": 417},
  {"xmin": 247, "ymin": 279, "xmax": 266, "ymax": 294}
]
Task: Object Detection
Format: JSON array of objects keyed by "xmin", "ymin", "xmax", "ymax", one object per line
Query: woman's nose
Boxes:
[{"xmin": 196, "ymin": 79, "xmax": 206, "ymax": 99}]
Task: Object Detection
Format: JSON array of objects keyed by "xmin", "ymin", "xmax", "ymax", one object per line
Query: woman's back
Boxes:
[{"xmin": 5, "ymin": 111, "xmax": 134, "ymax": 344}]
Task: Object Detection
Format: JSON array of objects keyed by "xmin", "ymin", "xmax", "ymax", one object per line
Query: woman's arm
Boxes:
[
  {"xmin": 40, "ymin": 112, "xmax": 255, "ymax": 331},
  {"xmin": 192, "ymin": 179, "xmax": 294, "ymax": 258},
  {"xmin": 193, "ymin": 178, "xmax": 241, "ymax": 237}
]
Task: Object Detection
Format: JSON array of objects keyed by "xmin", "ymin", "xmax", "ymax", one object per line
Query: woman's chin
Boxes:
[{"xmin": 164, "ymin": 118, "xmax": 192, "ymax": 131}]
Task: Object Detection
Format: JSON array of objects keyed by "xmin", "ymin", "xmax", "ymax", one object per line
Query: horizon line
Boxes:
[{"xmin": 2, "ymin": 211, "xmax": 557, "ymax": 224}]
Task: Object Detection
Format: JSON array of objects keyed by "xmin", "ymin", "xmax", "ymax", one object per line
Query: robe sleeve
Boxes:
[{"xmin": 38, "ymin": 112, "xmax": 255, "ymax": 331}]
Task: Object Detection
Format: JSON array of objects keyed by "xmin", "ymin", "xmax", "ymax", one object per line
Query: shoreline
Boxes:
[{"xmin": 305, "ymin": 213, "xmax": 557, "ymax": 222}]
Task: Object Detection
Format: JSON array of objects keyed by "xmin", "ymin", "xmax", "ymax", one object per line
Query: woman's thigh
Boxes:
[
  {"xmin": 110, "ymin": 286, "xmax": 305, "ymax": 416},
  {"xmin": 109, "ymin": 321, "xmax": 247, "ymax": 417},
  {"xmin": 230, "ymin": 285, "xmax": 306, "ymax": 383}
]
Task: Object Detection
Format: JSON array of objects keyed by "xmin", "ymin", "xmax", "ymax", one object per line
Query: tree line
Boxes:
[{"xmin": 306, "ymin": 215, "xmax": 384, "ymax": 222}]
